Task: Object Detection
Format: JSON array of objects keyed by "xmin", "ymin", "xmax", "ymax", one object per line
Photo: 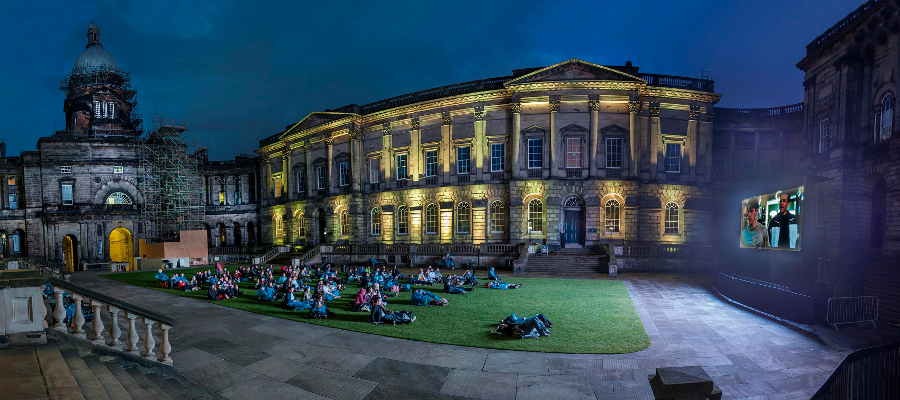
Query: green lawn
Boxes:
[{"xmin": 101, "ymin": 267, "xmax": 650, "ymax": 354}]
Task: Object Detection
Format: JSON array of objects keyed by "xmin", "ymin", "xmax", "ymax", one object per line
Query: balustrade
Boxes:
[{"xmin": 48, "ymin": 278, "xmax": 175, "ymax": 365}]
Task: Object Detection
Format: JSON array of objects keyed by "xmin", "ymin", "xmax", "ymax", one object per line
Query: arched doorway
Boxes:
[
  {"xmin": 63, "ymin": 235, "xmax": 78, "ymax": 272},
  {"xmin": 561, "ymin": 196, "xmax": 585, "ymax": 247},
  {"xmin": 217, "ymin": 223, "xmax": 226, "ymax": 247},
  {"xmin": 317, "ymin": 208, "xmax": 326, "ymax": 244},
  {"xmin": 872, "ymin": 178, "xmax": 887, "ymax": 250},
  {"xmin": 246, "ymin": 221, "xmax": 255, "ymax": 246},
  {"xmin": 109, "ymin": 227, "xmax": 133, "ymax": 269},
  {"xmin": 233, "ymin": 223, "xmax": 242, "ymax": 247}
]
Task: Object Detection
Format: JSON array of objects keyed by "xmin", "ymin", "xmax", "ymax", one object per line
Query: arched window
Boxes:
[
  {"xmin": 296, "ymin": 214, "xmax": 305, "ymax": 239},
  {"xmin": 425, "ymin": 204, "xmax": 438, "ymax": 234},
  {"xmin": 605, "ymin": 199, "xmax": 620, "ymax": 233},
  {"xmin": 105, "ymin": 191, "xmax": 133, "ymax": 205},
  {"xmin": 527, "ymin": 199, "xmax": 543, "ymax": 233},
  {"xmin": 273, "ymin": 215, "xmax": 284, "ymax": 239},
  {"xmin": 396, "ymin": 206, "xmax": 409, "ymax": 235},
  {"xmin": 877, "ymin": 93, "xmax": 895, "ymax": 142},
  {"xmin": 664, "ymin": 202, "xmax": 679, "ymax": 234},
  {"xmin": 456, "ymin": 202, "xmax": 470, "ymax": 234},
  {"xmin": 370, "ymin": 207, "xmax": 381, "ymax": 236},
  {"xmin": 340, "ymin": 210, "xmax": 350, "ymax": 236},
  {"xmin": 490, "ymin": 201, "xmax": 505, "ymax": 233}
]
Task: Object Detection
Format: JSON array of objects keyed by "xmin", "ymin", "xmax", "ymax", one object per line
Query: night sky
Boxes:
[{"xmin": 2, "ymin": 0, "xmax": 859, "ymax": 160}]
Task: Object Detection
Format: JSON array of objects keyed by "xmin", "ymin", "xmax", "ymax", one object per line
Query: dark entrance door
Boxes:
[
  {"xmin": 317, "ymin": 211, "xmax": 327, "ymax": 244},
  {"xmin": 564, "ymin": 210, "xmax": 582, "ymax": 245}
]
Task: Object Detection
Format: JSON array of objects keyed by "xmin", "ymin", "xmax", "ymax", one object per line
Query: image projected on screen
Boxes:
[{"xmin": 740, "ymin": 187, "xmax": 802, "ymax": 250}]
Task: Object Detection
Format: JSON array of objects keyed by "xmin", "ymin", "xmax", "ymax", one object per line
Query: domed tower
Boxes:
[{"xmin": 61, "ymin": 23, "xmax": 140, "ymax": 137}]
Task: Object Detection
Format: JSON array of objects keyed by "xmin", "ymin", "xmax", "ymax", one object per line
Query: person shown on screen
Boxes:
[
  {"xmin": 742, "ymin": 201, "xmax": 768, "ymax": 247},
  {"xmin": 769, "ymin": 192, "xmax": 799, "ymax": 249}
]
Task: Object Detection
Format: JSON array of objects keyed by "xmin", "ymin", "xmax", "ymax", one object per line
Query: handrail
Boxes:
[
  {"xmin": 811, "ymin": 340, "xmax": 900, "ymax": 399},
  {"xmin": 49, "ymin": 277, "xmax": 174, "ymax": 326}
]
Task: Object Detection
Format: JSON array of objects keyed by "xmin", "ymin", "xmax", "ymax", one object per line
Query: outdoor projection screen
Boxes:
[{"xmin": 740, "ymin": 187, "xmax": 803, "ymax": 250}]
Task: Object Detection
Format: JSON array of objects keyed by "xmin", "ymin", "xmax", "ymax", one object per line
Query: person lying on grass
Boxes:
[
  {"xmin": 410, "ymin": 289, "xmax": 449, "ymax": 306},
  {"xmin": 369, "ymin": 295, "xmax": 416, "ymax": 325},
  {"xmin": 283, "ymin": 287, "xmax": 313, "ymax": 311},
  {"xmin": 308, "ymin": 294, "xmax": 334, "ymax": 319},
  {"xmin": 485, "ymin": 281, "xmax": 521, "ymax": 289},
  {"xmin": 491, "ymin": 313, "xmax": 552, "ymax": 339},
  {"xmin": 444, "ymin": 275, "xmax": 475, "ymax": 294}
]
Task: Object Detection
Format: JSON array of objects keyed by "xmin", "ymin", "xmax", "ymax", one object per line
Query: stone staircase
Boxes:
[
  {"xmin": 1, "ymin": 338, "xmax": 217, "ymax": 400},
  {"xmin": 525, "ymin": 248, "xmax": 609, "ymax": 274},
  {"xmin": 863, "ymin": 265, "xmax": 900, "ymax": 324}
]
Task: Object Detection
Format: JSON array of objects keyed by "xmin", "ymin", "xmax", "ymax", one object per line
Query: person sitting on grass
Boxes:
[
  {"xmin": 491, "ymin": 313, "xmax": 552, "ymax": 338},
  {"xmin": 487, "ymin": 266, "xmax": 499, "ymax": 281},
  {"xmin": 369, "ymin": 295, "xmax": 416, "ymax": 325},
  {"xmin": 444, "ymin": 275, "xmax": 475, "ymax": 294},
  {"xmin": 410, "ymin": 268, "xmax": 434, "ymax": 285},
  {"xmin": 155, "ymin": 269, "xmax": 169, "ymax": 287},
  {"xmin": 308, "ymin": 294, "xmax": 334, "ymax": 319},
  {"xmin": 351, "ymin": 288, "xmax": 370, "ymax": 312},
  {"xmin": 410, "ymin": 289, "xmax": 449, "ymax": 306},
  {"xmin": 485, "ymin": 281, "xmax": 521, "ymax": 289},
  {"xmin": 256, "ymin": 283, "xmax": 278, "ymax": 301},
  {"xmin": 316, "ymin": 280, "xmax": 341, "ymax": 301},
  {"xmin": 391, "ymin": 265, "xmax": 404, "ymax": 279},
  {"xmin": 208, "ymin": 283, "xmax": 226, "ymax": 300},
  {"xmin": 283, "ymin": 287, "xmax": 313, "ymax": 311},
  {"xmin": 461, "ymin": 269, "xmax": 478, "ymax": 286}
]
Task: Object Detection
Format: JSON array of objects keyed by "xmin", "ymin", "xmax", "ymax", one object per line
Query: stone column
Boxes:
[
  {"xmin": 351, "ymin": 130, "xmax": 362, "ymax": 192},
  {"xmin": 549, "ymin": 97, "xmax": 560, "ymax": 177},
  {"xmin": 382, "ymin": 124, "xmax": 393, "ymax": 183},
  {"xmin": 704, "ymin": 108, "xmax": 715, "ymax": 183},
  {"xmin": 588, "ymin": 97, "xmax": 600, "ymax": 177},
  {"xmin": 649, "ymin": 102, "xmax": 661, "ymax": 177},
  {"xmin": 510, "ymin": 102, "xmax": 522, "ymax": 179},
  {"xmin": 441, "ymin": 113, "xmax": 452, "ymax": 184},
  {"xmin": 410, "ymin": 118, "xmax": 421, "ymax": 183},
  {"xmin": 628, "ymin": 97, "xmax": 641, "ymax": 178},
  {"xmin": 305, "ymin": 146, "xmax": 314, "ymax": 198},
  {"xmin": 474, "ymin": 107, "xmax": 485, "ymax": 182},
  {"xmin": 282, "ymin": 151, "xmax": 289, "ymax": 200},
  {"xmin": 325, "ymin": 137, "xmax": 334, "ymax": 190},
  {"xmin": 688, "ymin": 105, "xmax": 699, "ymax": 182}
]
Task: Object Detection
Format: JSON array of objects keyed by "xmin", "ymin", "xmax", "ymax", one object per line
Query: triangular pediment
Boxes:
[
  {"xmin": 506, "ymin": 59, "xmax": 644, "ymax": 85},
  {"xmin": 599, "ymin": 124, "xmax": 628, "ymax": 133},
  {"xmin": 281, "ymin": 112, "xmax": 353, "ymax": 139},
  {"xmin": 560, "ymin": 124, "xmax": 588, "ymax": 133},
  {"xmin": 521, "ymin": 125, "xmax": 546, "ymax": 134}
]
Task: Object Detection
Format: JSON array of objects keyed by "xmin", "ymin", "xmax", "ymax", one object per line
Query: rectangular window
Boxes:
[
  {"xmin": 456, "ymin": 146, "xmax": 470, "ymax": 175},
  {"xmin": 296, "ymin": 170, "xmax": 305, "ymax": 194},
  {"xmin": 12, "ymin": 234, "xmax": 19, "ymax": 252},
  {"xmin": 369, "ymin": 158, "xmax": 380, "ymax": 183},
  {"xmin": 109, "ymin": 102, "xmax": 115, "ymax": 119},
  {"xmin": 665, "ymin": 143, "xmax": 681, "ymax": 173},
  {"xmin": 8, "ymin": 193, "xmax": 16, "ymax": 210},
  {"xmin": 396, "ymin": 154, "xmax": 408, "ymax": 180},
  {"xmin": 819, "ymin": 118, "xmax": 830, "ymax": 153},
  {"xmin": 94, "ymin": 101, "xmax": 101, "ymax": 118},
  {"xmin": 425, "ymin": 150, "xmax": 438, "ymax": 177},
  {"xmin": 773, "ymin": 136, "xmax": 781, "ymax": 148},
  {"xmin": 272, "ymin": 176, "xmax": 282, "ymax": 198},
  {"xmin": 317, "ymin": 166, "xmax": 325, "ymax": 190},
  {"xmin": 606, "ymin": 138, "xmax": 622, "ymax": 169},
  {"xmin": 566, "ymin": 138, "xmax": 582, "ymax": 168},
  {"xmin": 61, "ymin": 166, "xmax": 72, "ymax": 174},
  {"xmin": 527, "ymin": 138, "xmax": 543, "ymax": 169},
  {"xmin": 219, "ymin": 192, "xmax": 226, "ymax": 205},
  {"xmin": 339, "ymin": 162, "xmax": 349, "ymax": 186},
  {"xmin": 490, "ymin": 143, "xmax": 505, "ymax": 172},
  {"xmin": 113, "ymin": 166, "xmax": 124, "ymax": 174},
  {"xmin": 62, "ymin": 183, "xmax": 74, "ymax": 205},
  {"xmin": 235, "ymin": 177, "xmax": 242, "ymax": 204}
]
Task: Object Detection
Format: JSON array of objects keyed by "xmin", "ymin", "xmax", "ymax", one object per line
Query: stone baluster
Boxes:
[
  {"xmin": 106, "ymin": 306, "xmax": 122, "ymax": 349},
  {"xmin": 53, "ymin": 288, "xmax": 67, "ymax": 330},
  {"xmin": 125, "ymin": 312, "xmax": 140, "ymax": 355},
  {"xmin": 71, "ymin": 294, "xmax": 86, "ymax": 338},
  {"xmin": 90, "ymin": 299, "xmax": 105, "ymax": 344},
  {"xmin": 141, "ymin": 318, "xmax": 156, "ymax": 360},
  {"xmin": 158, "ymin": 324, "xmax": 173, "ymax": 365}
]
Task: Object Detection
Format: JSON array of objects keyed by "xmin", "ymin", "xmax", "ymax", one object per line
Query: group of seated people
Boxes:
[
  {"xmin": 491, "ymin": 313, "xmax": 553, "ymax": 338},
  {"xmin": 410, "ymin": 266, "xmax": 445, "ymax": 285},
  {"xmin": 443, "ymin": 274, "xmax": 477, "ymax": 294},
  {"xmin": 155, "ymin": 269, "xmax": 201, "ymax": 291}
]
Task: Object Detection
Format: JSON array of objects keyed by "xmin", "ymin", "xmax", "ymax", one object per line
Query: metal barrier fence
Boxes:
[
  {"xmin": 826, "ymin": 296, "xmax": 878, "ymax": 331},
  {"xmin": 812, "ymin": 341, "xmax": 900, "ymax": 400}
]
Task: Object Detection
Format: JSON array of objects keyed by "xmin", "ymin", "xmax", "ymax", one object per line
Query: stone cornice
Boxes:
[
  {"xmin": 507, "ymin": 81, "xmax": 644, "ymax": 93},
  {"xmin": 641, "ymin": 87, "xmax": 722, "ymax": 103}
]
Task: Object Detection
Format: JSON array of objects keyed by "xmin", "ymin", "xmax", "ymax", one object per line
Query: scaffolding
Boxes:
[{"xmin": 139, "ymin": 115, "xmax": 206, "ymax": 243}]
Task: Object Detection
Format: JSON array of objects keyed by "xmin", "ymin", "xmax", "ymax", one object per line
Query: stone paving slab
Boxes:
[
  {"xmin": 182, "ymin": 360, "xmax": 260, "ymax": 393},
  {"xmin": 516, "ymin": 374, "xmax": 596, "ymax": 400},
  {"xmin": 218, "ymin": 375, "xmax": 310, "ymax": 400},
  {"xmin": 354, "ymin": 357, "xmax": 451, "ymax": 393},
  {"xmin": 303, "ymin": 347, "xmax": 377, "ymax": 376},
  {"xmin": 286, "ymin": 366, "xmax": 378, "ymax": 400},
  {"xmin": 246, "ymin": 355, "xmax": 312, "ymax": 381},
  {"xmin": 482, "ymin": 351, "xmax": 549, "ymax": 375},
  {"xmin": 439, "ymin": 368, "xmax": 518, "ymax": 400},
  {"xmin": 363, "ymin": 382, "xmax": 468, "ymax": 400}
]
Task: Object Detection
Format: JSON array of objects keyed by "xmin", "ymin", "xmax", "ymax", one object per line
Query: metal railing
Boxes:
[
  {"xmin": 812, "ymin": 340, "xmax": 900, "ymax": 400},
  {"xmin": 826, "ymin": 296, "xmax": 879, "ymax": 331},
  {"xmin": 48, "ymin": 277, "xmax": 175, "ymax": 365}
]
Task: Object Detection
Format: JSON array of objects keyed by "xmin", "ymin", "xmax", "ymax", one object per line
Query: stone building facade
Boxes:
[{"xmin": 255, "ymin": 59, "xmax": 721, "ymax": 269}]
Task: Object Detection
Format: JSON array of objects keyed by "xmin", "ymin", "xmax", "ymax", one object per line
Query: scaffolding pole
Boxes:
[{"xmin": 139, "ymin": 115, "xmax": 206, "ymax": 243}]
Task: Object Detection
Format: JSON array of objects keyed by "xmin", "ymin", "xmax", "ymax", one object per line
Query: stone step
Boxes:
[
  {"xmin": 104, "ymin": 362, "xmax": 155, "ymax": 400},
  {"xmin": 35, "ymin": 343, "xmax": 85, "ymax": 399},
  {"xmin": 83, "ymin": 355, "xmax": 134, "ymax": 399},
  {"xmin": 125, "ymin": 368, "xmax": 176, "ymax": 400},
  {"xmin": 60, "ymin": 349, "xmax": 111, "ymax": 400}
]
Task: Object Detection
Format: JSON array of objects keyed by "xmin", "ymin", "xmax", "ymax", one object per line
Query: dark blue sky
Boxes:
[{"xmin": 2, "ymin": 0, "xmax": 859, "ymax": 160}]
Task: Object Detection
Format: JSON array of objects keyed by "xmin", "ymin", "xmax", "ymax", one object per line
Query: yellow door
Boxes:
[
  {"xmin": 109, "ymin": 228, "xmax": 133, "ymax": 270},
  {"xmin": 63, "ymin": 235, "xmax": 76, "ymax": 272}
]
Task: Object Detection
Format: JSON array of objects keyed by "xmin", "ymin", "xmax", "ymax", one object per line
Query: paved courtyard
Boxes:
[{"xmin": 67, "ymin": 271, "xmax": 891, "ymax": 399}]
